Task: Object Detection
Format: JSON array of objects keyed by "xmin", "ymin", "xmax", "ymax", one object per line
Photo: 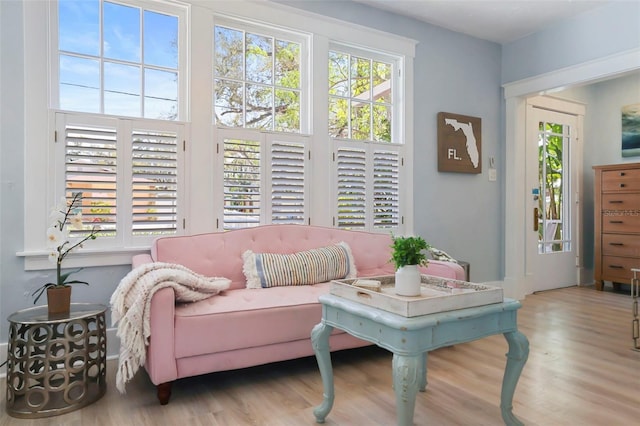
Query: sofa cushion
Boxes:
[
  {"xmin": 242, "ymin": 242, "xmax": 357, "ymax": 288},
  {"xmin": 173, "ymin": 283, "xmax": 337, "ymax": 358}
]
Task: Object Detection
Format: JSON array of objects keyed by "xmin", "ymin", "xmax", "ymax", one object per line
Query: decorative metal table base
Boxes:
[{"xmin": 6, "ymin": 304, "xmax": 107, "ymax": 418}]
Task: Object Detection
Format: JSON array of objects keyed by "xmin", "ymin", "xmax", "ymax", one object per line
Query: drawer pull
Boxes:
[
  {"xmin": 609, "ymin": 200, "xmax": 624, "ymax": 204},
  {"xmin": 609, "ymin": 220, "xmax": 624, "ymax": 224},
  {"xmin": 609, "ymin": 242, "xmax": 624, "ymax": 246},
  {"xmin": 620, "ymin": 172, "xmax": 626, "ymax": 176},
  {"xmin": 620, "ymin": 183, "xmax": 626, "ymax": 188},
  {"xmin": 609, "ymin": 265, "xmax": 624, "ymax": 269}
]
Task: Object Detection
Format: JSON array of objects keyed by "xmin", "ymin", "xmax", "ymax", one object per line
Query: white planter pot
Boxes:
[{"xmin": 395, "ymin": 265, "xmax": 422, "ymax": 296}]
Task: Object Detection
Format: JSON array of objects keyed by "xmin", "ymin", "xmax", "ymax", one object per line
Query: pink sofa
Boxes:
[{"xmin": 132, "ymin": 224, "xmax": 465, "ymax": 404}]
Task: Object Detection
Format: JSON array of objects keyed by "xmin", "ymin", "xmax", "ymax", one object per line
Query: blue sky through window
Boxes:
[{"xmin": 58, "ymin": 0, "xmax": 179, "ymax": 120}]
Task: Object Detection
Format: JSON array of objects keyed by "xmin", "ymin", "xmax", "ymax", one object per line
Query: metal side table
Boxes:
[{"xmin": 5, "ymin": 303, "xmax": 107, "ymax": 418}]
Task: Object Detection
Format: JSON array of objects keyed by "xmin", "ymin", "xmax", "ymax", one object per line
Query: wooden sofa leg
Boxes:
[{"xmin": 157, "ymin": 382, "xmax": 173, "ymax": 405}]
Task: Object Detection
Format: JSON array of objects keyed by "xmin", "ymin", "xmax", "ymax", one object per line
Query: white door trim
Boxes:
[
  {"xmin": 526, "ymin": 99, "xmax": 585, "ymax": 292},
  {"xmin": 502, "ymin": 48, "xmax": 639, "ymax": 300}
]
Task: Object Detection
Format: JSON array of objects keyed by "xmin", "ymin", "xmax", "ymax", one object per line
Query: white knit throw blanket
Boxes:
[{"xmin": 110, "ymin": 262, "xmax": 231, "ymax": 393}]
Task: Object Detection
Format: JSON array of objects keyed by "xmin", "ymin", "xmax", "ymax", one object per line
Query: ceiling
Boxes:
[{"xmin": 352, "ymin": 0, "xmax": 614, "ymax": 44}]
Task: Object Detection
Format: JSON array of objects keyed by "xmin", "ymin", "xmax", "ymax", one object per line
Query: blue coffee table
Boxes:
[{"xmin": 311, "ymin": 294, "xmax": 529, "ymax": 425}]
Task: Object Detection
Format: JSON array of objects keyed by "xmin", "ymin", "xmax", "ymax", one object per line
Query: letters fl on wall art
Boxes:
[{"xmin": 437, "ymin": 112, "xmax": 482, "ymax": 174}]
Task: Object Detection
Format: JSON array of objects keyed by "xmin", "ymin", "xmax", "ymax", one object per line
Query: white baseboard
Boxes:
[{"xmin": 0, "ymin": 327, "xmax": 121, "ymax": 379}]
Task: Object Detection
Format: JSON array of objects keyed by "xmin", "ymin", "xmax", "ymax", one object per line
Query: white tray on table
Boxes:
[{"xmin": 330, "ymin": 274, "xmax": 504, "ymax": 317}]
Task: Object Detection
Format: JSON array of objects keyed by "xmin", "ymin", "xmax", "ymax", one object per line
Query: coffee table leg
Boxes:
[
  {"xmin": 312, "ymin": 322, "xmax": 335, "ymax": 423},
  {"xmin": 501, "ymin": 331, "xmax": 529, "ymax": 426},
  {"xmin": 419, "ymin": 352, "xmax": 428, "ymax": 392},
  {"xmin": 392, "ymin": 353, "xmax": 422, "ymax": 426}
]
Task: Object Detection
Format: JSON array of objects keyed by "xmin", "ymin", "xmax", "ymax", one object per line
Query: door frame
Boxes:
[
  {"xmin": 502, "ymin": 48, "xmax": 639, "ymax": 300},
  {"xmin": 526, "ymin": 96, "xmax": 585, "ymax": 292}
]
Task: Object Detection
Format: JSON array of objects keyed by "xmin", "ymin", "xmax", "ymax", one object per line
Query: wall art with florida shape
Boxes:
[{"xmin": 437, "ymin": 112, "xmax": 482, "ymax": 173}]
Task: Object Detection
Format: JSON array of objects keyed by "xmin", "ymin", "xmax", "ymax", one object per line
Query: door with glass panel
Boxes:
[{"xmin": 526, "ymin": 100, "xmax": 581, "ymax": 292}]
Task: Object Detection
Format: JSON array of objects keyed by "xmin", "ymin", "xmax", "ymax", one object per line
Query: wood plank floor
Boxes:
[{"xmin": 1, "ymin": 285, "xmax": 639, "ymax": 425}]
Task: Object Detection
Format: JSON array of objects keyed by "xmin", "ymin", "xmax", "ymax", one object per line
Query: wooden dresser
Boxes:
[{"xmin": 593, "ymin": 163, "xmax": 640, "ymax": 291}]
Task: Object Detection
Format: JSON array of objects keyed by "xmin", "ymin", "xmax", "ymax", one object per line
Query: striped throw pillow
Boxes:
[{"xmin": 243, "ymin": 242, "xmax": 357, "ymax": 288}]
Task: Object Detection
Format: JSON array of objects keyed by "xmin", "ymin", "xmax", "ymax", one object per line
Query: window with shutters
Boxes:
[
  {"xmin": 215, "ymin": 18, "xmax": 309, "ymax": 230},
  {"xmin": 55, "ymin": 112, "xmax": 184, "ymax": 247},
  {"xmin": 330, "ymin": 45, "xmax": 403, "ymax": 232},
  {"xmin": 131, "ymin": 128, "xmax": 179, "ymax": 236},
  {"xmin": 219, "ymin": 130, "xmax": 308, "ymax": 230},
  {"xmin": 23, "ymin": 1, "xmax": 413, "ymax": 268},
  {"xmin": 335, "ymin": 144, "xmax": 401, "ymax": 231},
  {"xmin": 63, "ymin": 120, "xmax": 118, "ymax": 237},
  {"xmin": 22, "ymin": 0, "xmax": 187, "ymax": 264},
  {"xmin": 223, "ymin": 138, "xmax": 261, "ymax": 229}
]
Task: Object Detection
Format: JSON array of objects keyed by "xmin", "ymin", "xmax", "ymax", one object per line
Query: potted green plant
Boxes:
[
  {"xmin": 390, "ymin": 234, "xmax": 430, "ymax": 296},
  {"xmin": 32, "ymin": 193, "xmax": 100, "ymax": 315}
]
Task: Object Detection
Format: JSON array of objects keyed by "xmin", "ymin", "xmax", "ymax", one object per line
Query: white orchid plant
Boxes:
[{"xmin": 32, "ymin": 193, "xmax": 100, "ymax": 304}]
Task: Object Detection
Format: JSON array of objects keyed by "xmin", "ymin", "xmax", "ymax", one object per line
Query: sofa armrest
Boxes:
[
  {"xmin": 132, "ymin": 253, "xmax": 153, "ymax": 269},
  {"xmin": 420, "ymin": 260, "xmax": 466, "ymax": 281},
  {"xmin": 144, "ymin": 287, "xmax": 178, "ymax": 385}
]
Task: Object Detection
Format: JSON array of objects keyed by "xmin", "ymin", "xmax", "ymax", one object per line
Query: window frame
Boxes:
[
  {"xmin": 328, "ymin": 43, "xmax": 400, "ymax": 143},
  {"xmin": 329, "ymin": 43, "xmax": 406, "ymax": 232},
  {"xmin": 50, "ymin": 0, "xmax": 189, "ymax": 121},
  {"xmin": 212, "ymin": 15, "xmax": 310, "ymax": 134}
]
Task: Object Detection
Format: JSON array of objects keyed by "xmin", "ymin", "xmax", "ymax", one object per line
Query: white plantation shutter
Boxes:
[
  {"xmin": 64, "ymin": 122, "xmax": 118, "ymax": 236},
  {"xmin": 131, "ymin": 129, "xmax": 178, "ymax": 235},
  {"xmin": 271, "ymin": 140, "xmax": 305, "ymax": 224},
  {"xmin": 373, "ymin": 149, "xmax": 400, "ymax": 229},
  {"xmin": 219, "ymin": 131, "xmax": 309, "ymax": 229},
  {"xmin": 57, "ymin": 113, "xmax": 185, "ymax": 247},
  {"xmin": 336, "ymin": 146, "xmax": 367, "ymax": 229},
  {"xmin": 334, "ymin": 142, "xmax": 403, "ymax": 232},
  {"xmin": 223, "ymin": 139, "xmax": 261, "ymax": 229}
]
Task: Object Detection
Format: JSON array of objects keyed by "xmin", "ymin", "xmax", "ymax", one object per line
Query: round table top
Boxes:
[{"xmin": 8, "ymin": 303, "xmax": 107, "ymax": 324}]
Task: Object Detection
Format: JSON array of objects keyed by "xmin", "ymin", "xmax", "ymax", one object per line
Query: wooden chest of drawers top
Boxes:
[
  {"xmin": 602, "ymin": 169, "xmax": 640, "ymax": 192},
  {"xmin": 594, "ymin": 163, "xmax": 640, "ymax": 192}
]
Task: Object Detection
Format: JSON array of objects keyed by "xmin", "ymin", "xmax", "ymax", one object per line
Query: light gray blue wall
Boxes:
[
  {"xmin": 279, "ymin": 0, "xmax": 504, "ymax": 283},
  {"xmin": 502, "ymin": 1, "xmax": 640, "ymax": 84}
]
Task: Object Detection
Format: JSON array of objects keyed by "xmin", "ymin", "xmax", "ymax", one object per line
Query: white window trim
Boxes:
[{"xmin": 20, "ymin": 0, "xmax": 416, "ymax": 270}]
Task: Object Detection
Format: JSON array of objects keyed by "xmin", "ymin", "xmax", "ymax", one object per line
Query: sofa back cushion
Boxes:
[
  {"xmin": 243, "ymin": 242, "xmax": 357, "ymax": 288},
  {"xmin": 152, "ymin": 224, "xmax": 463, "ymax": 290},
  {"xmin": 152, "ymin": 225, "xmax": 392, "ymax": 290}
]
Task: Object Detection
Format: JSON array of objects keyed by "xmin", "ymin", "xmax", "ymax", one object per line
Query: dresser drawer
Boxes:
[
  {"xmin": 602, "ymin": 214, "xmax": 640, "ymax": 233},
  {"xmin": 602, "ymin": 193, "xmax": 640, "ymax": 210},
  {"xmin": 602, "ymin": 256, "xmax": 639, "ymax": 283},
  {"xmin": 602, "ymin": 234, "xmax": 640, "ymax": 257},
  {"xmin": 602, "ymin": 169, "xmax": 640, "ymax": 191}
]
